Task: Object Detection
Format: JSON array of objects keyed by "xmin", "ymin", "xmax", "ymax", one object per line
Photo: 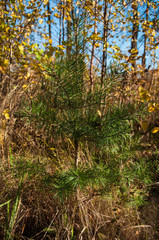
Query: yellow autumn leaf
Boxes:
[
  {"xmin": 23, "ymin": 64, "xmax": 29, "ymax": 68},
  {"xmin": 131, "ymin": 48, "xmax": 138, "ymax": 54},
  {"xmin": 3, "ymin": 59, "xmax": 9, "ymax": 67},
  {"xmin": 148, "ymin": 102, "xmax": 159, "ymax": 112},
  {"xmin": 66, "ymin": 15, "xmax": 71, "ymax": 21},
  {"xmin": 90, "ymin": 33, "xmax": 102, "ymax": 41},
  {"xmin": 150, "ymin": 102, "xmax": 159, "ymax": 111},
  {"xmin": 2, "ymin": 109, "xmax": 9, "ymax": 115},
  {"xmin": 155, "ymin": 103, "xmax": 159, "ymax": 110},
  {"xmin": 107, "ymin": 51, "xmax": 112, "ymax": 54},
  {"xmin": 95, "ymin": 43, "xmax": 100, "ymax": 48},
  {"xmin": 104, "ymin": 42, "xmax": 109, "ymax": 48},
  {"xmin": 91, "ymin": 18, "xmax": 100, "ymax": 22},
  {"xmin": 49, "ymin": 39, "xmax": 52, "ymax": 44},
  {"xmin": 54, "ymin": 13, "xmax": 60, "ymax": 18},
  {"xmin": 19, "ymin": 44, "xmax": 24, "ymax": 53},
  {"xmin": 2, "ymin": 109, "xmax": 10, "ymax": 120},
  {"xmin": 24, "ymin": 72, "xmax": 30, "ymax": 80},
  {"xmin": 125, "ymin": 86, "xmax": 130, "ymax": 91},
  {"xmin": 148, "ymin": 105, "xmax": 155, "ymax": 112},
  {"xmin": 57, "ymin": 45, "xmax": 65, "ymax": 50},
  {"xmin": 139, "ymin": 86, "xmax": 151, "ymax": 102},
  {"xmin": 0, "ymin": 66, "xmax": 5, "ymax": 73},
  {"xmin": 151, "ymin": 127, "xmax": 159, "ymax": 134},
  {"xmin": 43, "ymin": 0, "xmax": 48, "ymax": 5},
  {"xmin": 4, "ymin": 113, "xmax": 10, "ymax": 120},
  {"xmin": 39, "ymin": 19, "xmax": 43, "ymax": 24},
  {"xmin": 22, "ymin": 84, "xmax": 27, "ymax": 89},
  {"xmin": 111, "ymin": 46, "xmax": 118, "ymax": 52},
  {"xmin": 6, "ymin": 27, "xmax": 10, "ymax": 33}
]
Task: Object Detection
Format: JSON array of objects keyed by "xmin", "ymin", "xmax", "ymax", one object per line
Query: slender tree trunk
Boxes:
[
  {"xmin": 83, "ymin": 8, "xmax": 86, "ymax": 56},
  {"xmin": 62, "ymin": 0, "xmax": 65, "ymax": 42},
  {"xmin": 47, "ymin": 0, "xmax": 52, "ymax": 40},
  {"xmin": 66, "ymin": 0, "xmax": 72, "ymax": 58},
  {"xmin": 75, "ymin": 18, "xmax": 78, "ymax": 57},
  {"xmin": 101, "ymin": 0, "xmax": 108, "ymax": 87},
  {"xmin": 131, "ymin": 0, "xmax": 139, "ymax": 79},
  {"xmin": 59, "ymin": 2, "xmax": 62, "ymax": 45},
  {"xmin": 71, "ymin": 2, "xmax": 78, "ymax": 57},
  {"xmin": 90, "ymin": 0, "xmax": 97, "ymax": 91},
  {"xmin": 142, "ymin": 0, "xmax": 149, "ymax": 70},
  {"xmin": 2, "ymin": 0, "xmax": 11, "ymax": 96}
]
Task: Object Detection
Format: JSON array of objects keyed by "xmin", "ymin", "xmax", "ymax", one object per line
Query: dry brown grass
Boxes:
[
  {"xmin": 0, "ymin": 152, "xmax": 158, "ymax": 240},
  {"xmin": 0, "ymin": 67, "xmax": 158, "ymax": 239}
]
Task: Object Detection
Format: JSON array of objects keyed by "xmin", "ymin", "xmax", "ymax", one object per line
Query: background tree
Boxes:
[
  {"xmin": 130, "ymin": 0, "xmax": 139, "ymax": 75},
  {"xmin": 101, "ymin": 0, "xmax": 108, "ymax": 86}
]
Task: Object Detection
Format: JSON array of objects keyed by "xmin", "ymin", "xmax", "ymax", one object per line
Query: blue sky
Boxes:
[{"xmin": 33, "ymin": 0, "xmax": 159, "ymax": 70}]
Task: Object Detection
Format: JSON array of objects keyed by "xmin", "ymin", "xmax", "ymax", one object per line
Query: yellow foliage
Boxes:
[
  {"xmin": 54, "ymin": 13, "xmax": 60, "ymax": 18},
  {"xmin": 55, "ymin": 50, "xmax": 64, "ymax": 57},
  {"xmin": 139, "ymin": 87, "xmax": 151, "ymax": 102},
  {"xmin": 19, "ymin": 44, "xmax": 24, "ymax": 53},
  {"xmin": 66, "ymin": 15, "xmax": 71, "ymax": 21},
  {"xmin": 151, "ymin": 127, "xmax": 159, "ymax": 134},
  {"xmin": 43, "ymin": 0, "xmax": 49, "ymax": 5},
  {"xmin": 3, "ymin": 59, "xmax": 9, "ymax": 67},
  {"xmin": 148, "ymin": 103, "xmax": 159, "ymax": 112},
  {"xmin": 148, "ymin": 105, "xmax": 155, "ymax": 112},
  {"xmin": 111, "ymin": 45, "xmax": 120, "ymax": 52},
  {"xmin": 57, "ymin": 45, "xmax": 65, "ymax": 50},
  {"xmin": 49, "ymin": 39, "xmax": 52, "ymax": 44},
  {"xmin": 6, "ymin": 27, "xmax": 10, "ymax": 33},
  {"xmin": 90, "ymin": 33, "xmax": 102, "ymax": 41},
  {"xmin": 24, "ymin": 72, "xmax": 30, "ymax": 80},
  {"xmin": 104, "ymin": 42, "xmax": 109, "ymax": 49},
  {"xmin": 95, "ymin": 43, "xmax": 100, "ymax": 48},
  {"xmin": 131, "ymin": 48, "xmax": 138, "ymax": 54},
  {"xmin": 0, "ymin": 66, "xmax": 5, "ymax": 74},
  {"xmin": 2, "ymin": 109, "xmax": 10, "ymax": 120},
  {"xmin": 22, "ymin": 84, "xmax": 28, "ymax": 89},
  {"xmin": 4, "ymin": 113, "xmax": 10, "ymax": 120},
  {"xmin": 39, "ymin": 19, "xmax": 43, "ymax": 24}
]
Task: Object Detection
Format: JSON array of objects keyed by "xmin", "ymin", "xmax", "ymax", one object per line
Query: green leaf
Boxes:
[{"xmin": 0, "ymin": 200, "xmax": 11, "ymax": 208}]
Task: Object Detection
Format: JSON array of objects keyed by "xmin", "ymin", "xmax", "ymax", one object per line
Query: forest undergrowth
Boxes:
[
  {"xmin": 1, "ymin": 0, "xmax": 159, "ymax": 238},
  {"xmin": 0, "ymin": 53, "xmax": 159, "ymax": 240}
]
